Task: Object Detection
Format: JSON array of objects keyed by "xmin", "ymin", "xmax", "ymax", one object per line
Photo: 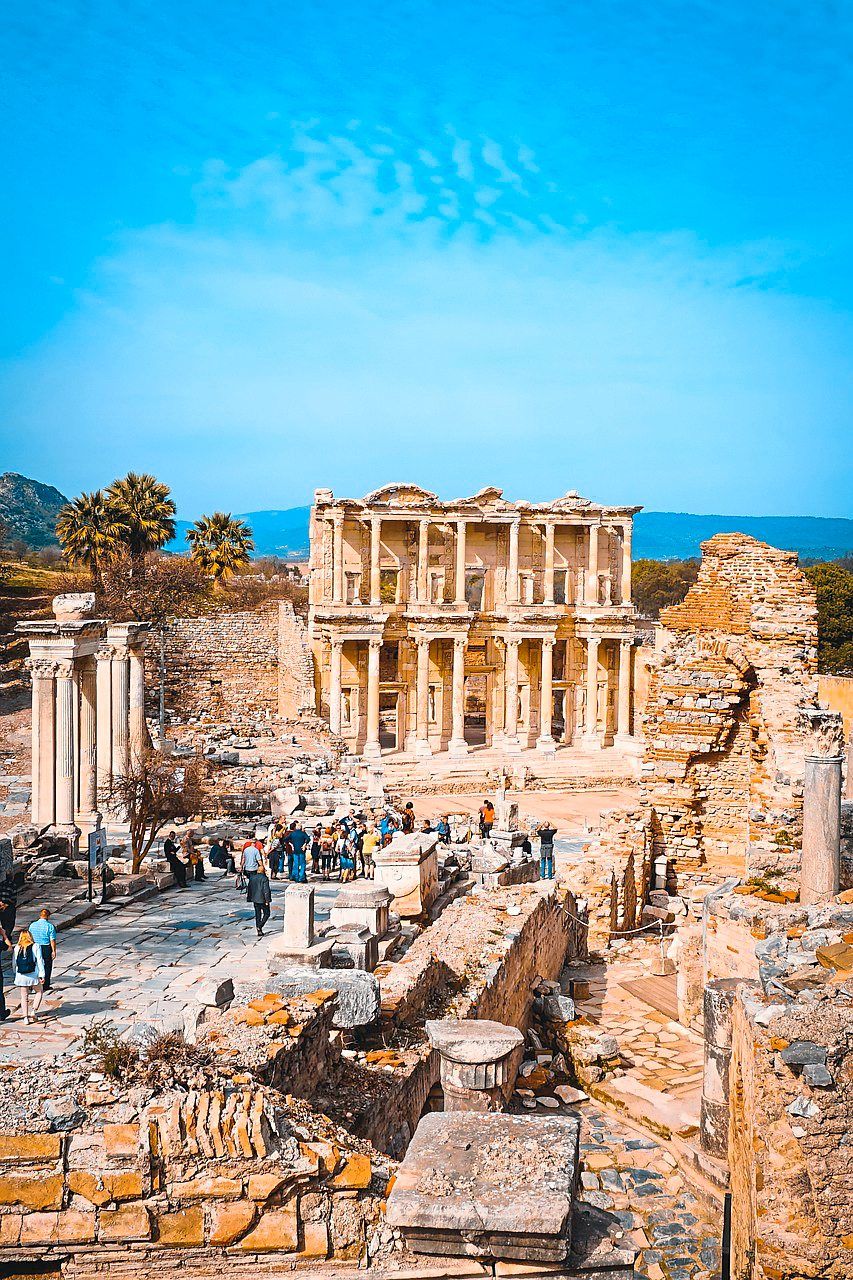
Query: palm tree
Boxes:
[
  {"xmin": 186, "ymin": 513, "xmax": 255, "ymax": 587},
  {"xmin": 105, "ymin": 473, "xmax": 177, "ymax": 578},
  {"xmin": 55, "ymin": 490, "xmax": 124, "ymax": 591}
]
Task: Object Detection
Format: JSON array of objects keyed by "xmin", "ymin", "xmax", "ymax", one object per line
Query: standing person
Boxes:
[
  {"xmin": 287, "ymin": 822, "xmax": 310, "ymax": 884},
  {"xmin": 334, "ymin": 826, "xmax": 348, "ymax": 880},
  {"xmin": 479, "ymin": 799, "xmax": 495, "ymax": 838},
  {"xmin": 361, "ymin": 822, "xmax": 379, "ymax": 879},
  {"xmin": 163, "ymin": 831, "xmax": 188, "ymax": 888},
  {"xmin": 310, "ymin": 825, "xmax": 322, "ymax": 876},
  {"xmin": 537, "ymin": 820, "xmax": 557, "ymax": 880},
  {"xmin": 436, "ymin": 815, "xmax": 451, "ymax": 845},
  {"xmin": 245, "ymin": 852, "xmax": 272, "ymax": 937},
  {"xmin": 0, "ymin": 906, "xmax": 12, "ymax": 1021},
  {"xmin": 401, "ymin": 802, "xmax": 416, "ymax": 834},
  {"xmin": 319, "ymin": 826, "xmax": 334, "ymax": 880},
  {"xmin": 348, "ymin": 822, "xmax": 364, "ymax": 877},
  {"xmin": 379, "ymin": 811, "xmax": 397, "ymax": 846},
  {"xmin": 13, "ymin": 929, "xmax": 45, "ymax": 1024},
  {"xmin": 29, "ymin": 909, "xmax": 57, "ymax": 992}
]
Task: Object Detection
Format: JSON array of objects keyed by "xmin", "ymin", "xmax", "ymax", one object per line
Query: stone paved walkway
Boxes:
[{"xmin": 0, "ymin": 873, "xmax": 342, "ymax": 1063}]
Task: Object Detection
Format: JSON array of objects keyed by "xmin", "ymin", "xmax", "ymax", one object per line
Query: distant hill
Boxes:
[
  {"xmin": 634, "ymin": 512, "xmax": 853, "ymax": 562},
  {"xmin": 0, "ymin": 472, "xmax": 69, "ymax": 549}
]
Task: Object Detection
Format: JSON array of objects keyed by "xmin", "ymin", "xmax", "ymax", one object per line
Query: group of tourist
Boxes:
[{"xmin": 0, "ymin": 905, "xmax": 58, "ymax": 1025}]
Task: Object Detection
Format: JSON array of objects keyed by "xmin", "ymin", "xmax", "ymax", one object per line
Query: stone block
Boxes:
[
  {"xmin": 0, "ymin": 1214, "xmax": 22, "ymax": 1245},
  {"xmin": 236, "ymin": 1204, "xmax": 299, "ymax": 1251},
  {"xmin": 301, "ymin": 1217, "xmax": 330, "ymax": 1257},
  {"xmin": 98, "ymin": 1203, "xmax": 151, "ymax": 1241},
  {"xmin": 154, "ymin": 1205, "xmax": 205, "ymax": 1246},
  {"xmin": 0, "ymin": 1173, "xmax": 63, "ymax": 1210},
  {"xmin": 0, "ymin": 1132, "xmax": 62, "ymax": 1163},
  {"xmin": 67, "ymin": 1171, "xmax": 110, "ymax": 1206},
  {"xmin": 247, "ymin": 1173, "xmax": 287, "ymax": 1201},
  {"xmin": 55, "ymin": 1210, "xmax": 98, "ymax": 1243},
  {"xmin": 170, "ymin": 1175, "xmax": 242, "ymax": 1200},
  {"xmin": 102, "ymin": 1122, "xmax": 140, "ymax": 1157},
  {"xmin": 329, "ymin": 1153, "xmax": 372, "ymax": 1189},
  {"xmin": 196, "ymin": 976, "xmax": 235, "ymax": 1007},
  {"xmin": 239, "ymin": 967, "xmax": 380, "ymax": 1030},
  {"xmin": 208, "ymin": 1199, "xmax": 257, "ymax": 1245},
  {"xmin": 104, "ymin": 1171, "xmax": 144, "ymax": 1201}
]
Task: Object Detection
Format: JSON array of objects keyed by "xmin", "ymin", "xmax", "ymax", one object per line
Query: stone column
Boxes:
[
  {"xmin": 369, "ymin": 516, "xmax": 382, "ymax": 606},
  {"xmin": 700, "ymin": 979, "xmax": 741, "ymax": 1160},
  {"xmin": 583, "ymin": 636, "xmax": 600, "ymax": 745},
  {"xmin": 329, "ymin": 639, "xmax": 343, "ymax": 736},
  {"xmin": 800, "ymin": 708, "xmax": 844, "ymax": 906},
  {"xmin": 507, "ymin": 518, "xmax": 520, "ymax": 605},
  {"xmin": 615, "ymin": 638, "xmax": 633, "ymax": 742},
  {"xmin": 417, "ymin": 518, "xmax": 430, "ymax": 604},
  {"xmin": 621, "ymin": 522, "xmax": 633, "ymax": 604},
  {"xmin": 455, "ymin": 519, "xmax": 467, "ymax": 606},
  {"xmin": 54, "ymin": 659, "xmax": 77, "ymax": 835},
  {"xmin": 415, "ymin": 637, "xmax": 432, "ymax": 758},
  {"xmin": 503, "ymin": 637, "xmax": 521, "ymax": 752},
  {"xmin": 77, "ymin": 661, "xmax": 99, "ymax": 829},
  {"xmin": 585, "ymin": 524, "xmax": 600, "ymax": 605},
  {"xmin": 95, "ymin": 645, "xmax": 113, "ymax": 802},
  {"xmin": 364, "ymin": 638, "xmax": 382, "ymax": 759},
  {"xmin": 449, "ymin": 638, "xmax": 468, "ymax": 758},
  {"xmin": 846, "ymin": 730, "xmax": 853, "ymax": 801},
  {"xmin": 543, "ymin": 523, "xmax": 556, "ymax": 606},
  {"xmin": 426, "ymin": 1019, "xmax": 525, "ymax": 1112},
  {"xmin": 128, "ymin": 645, "xmax": 147, "ymax": 764},
  {"xmin": 332, "ymin": 512, "xmax": 344, "ymax": 603},
  {"xmin": 536, "ymin": 638, "xmax": 556, "ymax": 755},
  {"xmin": 29, "ymin": 658, "xmax": 57, "ymax": 827},
  {"xmin": 111, "ymin": 647, "xmax": 130, "ymax": 781}
]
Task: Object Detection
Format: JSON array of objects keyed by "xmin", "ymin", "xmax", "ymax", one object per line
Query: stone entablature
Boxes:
[
  {"xmin": 308, "ymin": 484, "xmax": 641, "ymax": 758},
  {"xmin": 16, "ymin": 596, "xmax": 150, "ymax": 842}
]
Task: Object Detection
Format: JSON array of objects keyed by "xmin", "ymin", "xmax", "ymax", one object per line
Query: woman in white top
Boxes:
[{"xmin": 13, "ymin": 929, "xmax": 45, "ymax": 1023}]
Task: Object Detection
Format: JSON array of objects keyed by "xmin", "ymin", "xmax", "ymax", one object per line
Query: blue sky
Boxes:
[{"xmin": 1, "ymin": 0, "xmax": 852, "ymax": 518}]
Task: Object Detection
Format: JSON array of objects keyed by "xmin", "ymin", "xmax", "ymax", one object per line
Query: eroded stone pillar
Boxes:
[
  {"xmin": 543, "ymin": 522, "xmax": 556, "ymax": 605},
  {"xmin": 332, "ymin": 512, "xmax": 344, "ymax": 603},
  {"xmin": 583, "ymin": 636, "xmax": 600, "ymax": 745},
  {"xmin": 700, "ymin": 979, "xmax": 741, "ymax": 1160},
  {"xmin": 29, "ymin": 658, "xmax": 57, "ymax": 827},
  {"xmin": 417, "ymin": 518, "xmax": 430, "ymax": 604},
  {"xmin": 95, "ymin": 645, "xmax": 113, "ymax": 802},
  {"xmin": 329, "ymin": 639, "xmax": 343, "ymax": 736},
  {"xmin": 449, "ymin": 638, "xmax": 468, "ymax": 758},
  {"xmin": 54, "ymin": 659, "xmax": 77, "ymax": 835},
  {"xmin": 77, "ymin": 661, "xmax": 99, "ymax": 830},
  {"xmin": 621, "ymin": 522, "xmax": 632, "ymax": 604},
  {"xmin": 537, "ymin": 638, "xmax": 555, "ymax": 755},
  {"xmin": 615, "ymin": 638, "xmax": 633, "ymax": 742},
  {"xmin": 800, "ymin": 708, "xmax": 844, "ymax": 905},
  {"xmin": 426, "ymin": 1019, "xmax": 524, "ymax": 1112},
  {"xmin": 128, "ymin": 645, "xmax": 147, "ymax": 763},
  {"xmin": 507, "ymin": 518, "xmax": 520, "ymax": 605},
  {"xmin": 415, "ymin": 637, "xmax": 432, "ymax": 758},
  {"xmin": 369, "ymin": 516, "xmax": 382, "ymax": 606},
  {"xmin": 454, "ymin": 520, "xmax": 467, "ymax": 606},
  {"xmin": 503, "ymin": 637, "xmax": 520, "ymax": 752},
  {"xmin": 111, "ymin": 647, "xmax": 130, "ymax": 781},
  {"xmin": 364, "ymin": 638, "xmax": 382, "ymax": 759},
  {"xmin": 586, "ymin": 524, "xmax": 600, "ymax": 605}
]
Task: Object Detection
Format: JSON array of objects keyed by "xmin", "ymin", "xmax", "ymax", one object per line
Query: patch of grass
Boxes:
[{"xmin": 79, "ymin": 1018, "xmax": 139, "ymax": 1078}]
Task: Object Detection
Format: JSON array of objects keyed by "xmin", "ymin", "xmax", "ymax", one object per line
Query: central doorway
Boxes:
[
  {"xmin": 379, "ymin": 691, "xmax": 400, "ymax": 751},
  {"xmin": 463, "ymin": 674, "xmax": 488, "ymax": 747}
]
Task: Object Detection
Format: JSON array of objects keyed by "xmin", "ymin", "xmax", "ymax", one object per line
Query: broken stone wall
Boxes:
[{"xmin": 277, "ymin": 601, "xmax": 317, "ymax": 719}]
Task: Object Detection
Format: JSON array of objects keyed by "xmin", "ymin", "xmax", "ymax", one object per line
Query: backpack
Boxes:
[{"xmin": 16, "ymin": 945, "xmax": 36, "ymax": 975}]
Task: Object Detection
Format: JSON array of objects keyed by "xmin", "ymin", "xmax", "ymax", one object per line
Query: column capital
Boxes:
[
  {"xmin": 329, "ymin": 635, "xmax": 344, "ymax": 651},
  {"xmin": 27, "ymin": 656, "xmax": 60, "ymax": 680},
  {"xmin": 453, "ymin": 636, "xmax": 467, "ymax": 653},
  {"xmin": 368, "ymin": 636, "xmax": 383, "ymax": 651},
  {"xmin": 54, "ymin": 658, "xmax": 75, "ymax": 681},
  {"xmin": 331, "ymin": 508, "xmax": 344, "ymax": 525},
  {"xmin": 542, "ymin": 636, "xmax": 556, "ymax": 650}
]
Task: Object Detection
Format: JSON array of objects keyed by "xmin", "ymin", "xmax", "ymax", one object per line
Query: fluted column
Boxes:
[
  {"xmin": 543, "ymin": 524, "xmax": 556, "ymax": 605},
  {"xmin": 95, "ymin": 645, "xmax": 113, "ymax": 802},
  {"xmin": 364, "ymin": 639, "xmax": 382, "ymax": 759},
  {"xmin": 129, "ymin": 645, "xmax": 147, "ymax": 763},
  {"xmin": 583, "ymin": 637, "xmax": 601, "ymax": 746},
  {"xmin": 328, "ymin": 639, "xmax": 343, "ymax": 736},
  {"xmin": 455, "ymin": 520, "xmax": 467, "ymax": 606},
  {"xmin": 586, "ymin": 525, "xmax": 600, "ymax": 605},
  {"xmin": 537, "ymin": 638, "xmax": 555, "ymax": 754},
  {"xmin": 415, "ymin": 637, "xmax": 432, "ymax": 758},
  {"xmin": 55, "ymin": 659, "xmax": 77, "ymax": 832},
  {"xmin": 800, "ymin": 710, "xmax": 844, "ymax": 906},
  {"xmin": 621, "ymin": 523, "xmax": 633, "ymax": 604},
  {"xmin": 417, "ymin": 518, "xmax": 430, "ymax": 604},
  {"xmin": 507, "ymin": 518, "xmax": 520, "ymax": 605},
  {"xmin": 369, "ymin": 516, "xmax": 382, "ymax": 605},
  {"xmin": 111, "ymin": 648, "xmax": 130, "ymax": 781},
  {"xmin": 503, "ymin": 637, "xmax": 521, "ymax": 752},
  {"xmin": 29, "ymin": 658, "xmax": 57, "ymax": 827},
  {"xmin": 77, "ymin": 661, "xmax": 99, "ymax": 828},
  {"xmin": 449, "ymin": 638, "xmax": 468, "ymax": 758},
  {"xmin": 615, "ymin": 639, "xmax": 633, "ymax": 742},
  {"xmin": 332, "ymin": 512, "xmax": 344, "ymax": 603}
]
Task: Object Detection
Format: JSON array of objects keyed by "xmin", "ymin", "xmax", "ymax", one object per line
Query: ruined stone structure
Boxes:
[
  {"xmin": 308, "ymin": 484, "xmax": 641, "ymax": 759},
  {"xmin": 641, "ymin": 534, "xmax": 818, "ymax": 871},
  {"xmin": 16, "ymin": 595, "xmax": 149, "ymax": 840}
]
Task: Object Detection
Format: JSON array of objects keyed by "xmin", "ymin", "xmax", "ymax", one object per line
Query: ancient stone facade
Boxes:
[
  {"xmin": 642, "ymin": 534, "xmax": 818, "ymax": 871},
  {"xmin": 308, "ymin": 484, "xmax": 641, "ymax": 758}
]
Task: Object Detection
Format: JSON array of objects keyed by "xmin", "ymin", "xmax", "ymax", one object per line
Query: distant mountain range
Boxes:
[{"xmin": 4, "ymin": 472, "xmax": 852, "ymax": 563}]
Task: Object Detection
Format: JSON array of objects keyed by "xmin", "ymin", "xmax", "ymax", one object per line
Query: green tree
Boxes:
[
  {"xmin": 804, "ymin": 561, "xmax": 853, "ymax": 674},
  {"xmin": 632, "ymin": 558, "xmax": 700, "ymax": 619},
  {"xmin": 55, "ymin": 490, "xmax": 124, "ymax": 591},
  {"xmin": 186, "ymin": 512, "xmax": 255, "ymax": 588},
  {"xmin": 105, "ymin": 473, "xmax": 177, "ymax": 578}
]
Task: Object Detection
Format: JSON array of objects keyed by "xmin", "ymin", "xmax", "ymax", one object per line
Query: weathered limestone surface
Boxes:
[{"xmin": 372, "ymin": 831, "xmax": 439, "ymax": 918}]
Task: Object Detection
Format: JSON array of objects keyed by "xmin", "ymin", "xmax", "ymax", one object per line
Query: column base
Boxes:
[
  {"xmin": 535, "ymin": 735, "xmax": 556, "ymax": 757},
  {"xmin": 362, "ymin": 740, "xmax": 382, "ymax": 761},
  {"xmin": 582, "ymin": 733, "xmax": 603, "ymax": 751},
  {"xmin": 503, "ymin": 736, "xmax": 522, "ymax": 755},
  {"xmin": 448, "ymin": 737, "xmax": 469, "ymax": 759},
  {"xmin": 75, "ymin": 810, "xmax": 103, "ymax": 838},
  {"xmin": 48, "ymin": 823, "xmax": 81, "ymax": 855},
  {"xmin": 414, "ymin": 739, "xmax": 433, "ymax": 760},
  {"xmin": 614, "ymin": 733, "xmax": 638, "ymax": 751}
]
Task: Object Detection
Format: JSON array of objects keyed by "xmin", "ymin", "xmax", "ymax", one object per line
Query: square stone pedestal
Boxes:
[{"xmin": 373, "ymin": 832, "xmax": 439, "ymax": 918}]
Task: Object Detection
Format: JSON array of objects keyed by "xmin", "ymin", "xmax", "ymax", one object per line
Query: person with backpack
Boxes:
[
  {"xmin": 0, "ymin": 902, "xmax": 13, "ymax": 1022},
  {"xmin": 29, "ymin": 908, "xmax": 57, "ymax": 991},
  {"xmin": 13, "ymin": 928, "xmax": 45, "ymax": 1024}
]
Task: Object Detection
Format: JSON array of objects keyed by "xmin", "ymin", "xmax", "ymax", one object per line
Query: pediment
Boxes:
[{"xmin": 363, "ymin": 483, "xmax": 439, "ymax": 508}]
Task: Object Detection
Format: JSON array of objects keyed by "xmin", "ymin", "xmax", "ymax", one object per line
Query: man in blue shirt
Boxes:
[
  {"xmin": 29, "ymin": 908, "xmax": 57, "ymax": 990},
  {"xmin": 286, "ymin": 822, "xmax": 310, "ymax": 883}
]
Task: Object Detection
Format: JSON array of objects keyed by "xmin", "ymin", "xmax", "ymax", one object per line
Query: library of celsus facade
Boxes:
[{"xmin": 308, "ymin": 484, "xmax": 641, "ymax": 759}]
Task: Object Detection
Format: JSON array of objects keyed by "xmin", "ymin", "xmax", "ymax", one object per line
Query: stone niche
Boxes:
[{"xmin": 373, "ymin": 832, "xmax": 439, "ymax": 918}]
